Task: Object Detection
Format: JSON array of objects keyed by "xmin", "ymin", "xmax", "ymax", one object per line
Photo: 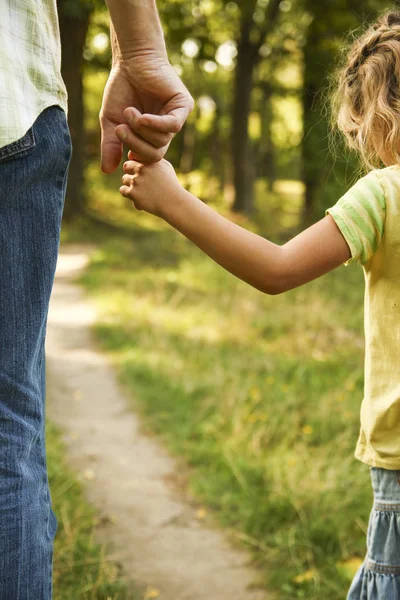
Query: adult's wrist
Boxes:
[
  {"xmin": 106, "ymin": 0, "xmax": 167, "ymax": 62},
  {"xmin": 116, "ymin": 47, "xmax": 169, "ymax": 69}
]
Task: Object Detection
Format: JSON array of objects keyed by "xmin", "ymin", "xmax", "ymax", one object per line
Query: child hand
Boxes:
[{"xmin": 119, "ymin": 157, "xmax": 182, "ymax": 218}]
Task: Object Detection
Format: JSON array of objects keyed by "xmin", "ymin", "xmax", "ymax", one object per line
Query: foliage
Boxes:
[
  {"xmin": 300, "ymin": 0, "xmax": 389, "ymax": 220},
  {"xmin": 80, "ymin": 0, "xmax": 393, "ymax": 218},
  {"xmin": 58, "ymin": 0, "xmax": 102, "ymax": 19}
]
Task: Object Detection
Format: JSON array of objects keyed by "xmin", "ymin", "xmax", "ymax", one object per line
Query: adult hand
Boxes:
[{"xmin": 99, "ymin": 52, "xmax": 194, "ymax": 174}]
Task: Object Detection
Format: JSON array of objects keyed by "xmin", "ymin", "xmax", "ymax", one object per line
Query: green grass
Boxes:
[
  {"xmin": 47, "ymin": 419, "xmax": 136, "ymax": 599},
  {"xmin": 61, "ymin": 162, "xmax": 371, "ymax": 599}
]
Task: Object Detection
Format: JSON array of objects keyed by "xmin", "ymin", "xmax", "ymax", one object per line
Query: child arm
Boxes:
[
  {"xmin": 160, "ymin": 191, "xmax": 350, "ymax": 295},
  {"xmin": 120, "ymin": 159, "xmax": 381, "ymax": 295}
]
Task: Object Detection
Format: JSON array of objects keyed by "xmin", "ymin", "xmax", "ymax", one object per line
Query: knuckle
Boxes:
[
  {"xmin": 154, "ymin": 138, "xmax": 167, "ymax": 149},
  {"xmin": 162, "ymin": 133, "xmax": 173, "ymax": 145},
  {"xmin": 172, "ymin": 121, "xmax": 182, "ymax": 134},
  {"xmin": 154, "ymin": 148, "xmax": 165, "ymax": 162},
  {"xmin": 130, "ymin": 120, "xmax": 141, "ymax": 133}
]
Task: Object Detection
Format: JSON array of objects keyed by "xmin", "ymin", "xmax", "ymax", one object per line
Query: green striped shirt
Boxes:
[
  {"xmin": 326, "ymin": 170, "xmax": 386, "ymax": 265},
  {"xmin": 0, "ymin": 1, "xmax": 68, "ymax": 149},
  {"xmin": 326, "ymin": 165, "xmax": 400, "ymax": 469}
]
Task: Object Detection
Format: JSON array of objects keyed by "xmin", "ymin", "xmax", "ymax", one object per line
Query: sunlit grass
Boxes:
[{"xmin": 62, "ymin": 164, "xmax": 370, "ymax": 599}]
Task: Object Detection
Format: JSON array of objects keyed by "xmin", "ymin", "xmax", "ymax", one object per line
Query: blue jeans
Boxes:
[
  {"xmin": 0, "ymin": 105, "xmax": 72, "ymax": 599},
  {"xmin": 347, "ymin": 467, "xmax": 400, "ymax": 600}
]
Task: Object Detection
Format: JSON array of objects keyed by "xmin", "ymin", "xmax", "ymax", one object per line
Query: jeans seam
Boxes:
[
  {"xmin": 374, "ymin": 501, "xmax": 400, "ymax": 511},
  {"xmin": 0, "ymin": 128, "xmax": 36, "ymax": 161},
  {"xmin": 366, "ymin": 559, "xmax": 400, "ymax": 574}
]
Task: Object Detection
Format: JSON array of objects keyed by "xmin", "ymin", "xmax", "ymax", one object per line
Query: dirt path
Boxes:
[{"xmin": 46, "ymin": 244, "xmax": 269, "ymax": 600}]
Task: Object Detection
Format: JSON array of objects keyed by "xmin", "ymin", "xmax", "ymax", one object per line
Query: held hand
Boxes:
[
  {"xmin": 100, "ymin": 54, "xmax": 194, "ymax": 174},
  {"xmin": 119, "ymin": 158, "xmax": 182, "ymax": 217}
]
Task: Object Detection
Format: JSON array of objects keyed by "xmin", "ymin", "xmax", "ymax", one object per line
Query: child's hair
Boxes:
[{"xmin": 331, "ymin": 10, "xmax": 400, "ymax": 170}]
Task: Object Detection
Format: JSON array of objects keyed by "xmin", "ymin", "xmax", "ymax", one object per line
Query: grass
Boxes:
[
  {"xmin": 47, "ymin": 418, "xmax": 136, "ymax": 599},
  {"xmin": 60, "ymin": 161, "xmax": 371, "ymax": 599}
]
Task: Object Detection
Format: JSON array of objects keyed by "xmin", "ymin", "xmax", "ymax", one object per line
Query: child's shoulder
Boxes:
[
  {"xmin": 357, "ymin": 165, "xmax": 400, "ymax": 195},
  {"xmin": 371, "ymin": 164, "xmax": 400, "ymax": 180}
]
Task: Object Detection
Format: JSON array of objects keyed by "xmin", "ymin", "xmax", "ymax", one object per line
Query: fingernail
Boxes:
[{"xmin": 118, "ymin": 128, "xmax": 127, "ymax": 140}]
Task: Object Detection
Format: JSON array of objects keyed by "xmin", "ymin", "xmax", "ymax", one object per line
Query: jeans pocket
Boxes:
[{"xmin": 0, "ymin": 126, "xmax": 36, "ymax": 162}]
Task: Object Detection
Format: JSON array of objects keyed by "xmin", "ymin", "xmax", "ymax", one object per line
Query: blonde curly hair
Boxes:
[{"xmin": 332, "ymin": 10, "xmax": 400, "ymax": 170}]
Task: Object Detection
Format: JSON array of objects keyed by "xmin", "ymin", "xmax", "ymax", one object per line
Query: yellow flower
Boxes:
[
  {"xmin": 302, "ymin": 425, "xmax": 313, "ymax": 435},
  {"xmin": 196, "ymin": 507, "xmax": 207, "ymax": 520},
  {"xmin": 248, "ymin": 412, "xmax": 267, "ymax": 424},
  {"xmin": 282, "ymin": 384, "xmax": 289, "ymax": 392},
  {"xmin": 266, "ymin": 375, "xmax": 275, "ymax": 384},
  {"xmin": 144, "ymin": 587, "xmax": 160, "ymax": 600},
  {"xmin": 293, "ymin": 568, "xmax": 317, "ymax": 584},
  {"xmin": 83, "ymin": 468, "xmax": 96, "ymax": 481},
  {"xmin": 247, "ymin": 414, "xmax": 258, "ymax": 423},
  {"xmin": 250, "ymin": 387, "xmax": 261, "ymax": 402},
  {"xmin": 336, "ymin": 557, "xmax": 363, "ymax": 579}
]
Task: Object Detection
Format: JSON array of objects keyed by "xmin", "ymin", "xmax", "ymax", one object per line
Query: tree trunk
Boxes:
[
  {"xmin": 258, "ymin": 83, "xmax": 276, "ymax": 191},
  {"xmin": 57, "ymin": 1, "xmax": 93, "ymax": 221},
  {"xmin": 179, "ymin": 106, "xmax": 198, "ymax": 174},
  {"xmin": 300, "ymin": 12, "xmax": 328, "ymax": 225},
  {"xmin": 300, "ymin": 1, "xmax": 382, "ymax": 224},
  {"xmin": 232, "ymin": 20, "xmax": 257, "ymax": 214},
  {"xmin": 210, "ymin": 99, "xmax": 225, "ymax": 195},
  {"xmin": 301, "ymin": 79, "xmax": 319, "ymax": 224},
  {"xmin": 231, "ymin": 0, "xmax": 281, "ymax": 214}
]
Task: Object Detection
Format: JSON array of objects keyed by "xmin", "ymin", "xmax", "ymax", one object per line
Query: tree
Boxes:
[
  {"xmin": 301, "ymin": 0, "xmax": 388, "ymax": 223},
  {"xmin": 57, "ymin": 0, "xmax": 98, "ymax": 221},
  {"xmin": 231, "ymin": 0, "xmax": 282, "ymax": 214}
]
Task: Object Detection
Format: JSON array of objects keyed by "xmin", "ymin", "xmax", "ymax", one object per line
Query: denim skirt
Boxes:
[{"xmin": 347, "ymin": 467, "xmax": 400, "ymax": 600}]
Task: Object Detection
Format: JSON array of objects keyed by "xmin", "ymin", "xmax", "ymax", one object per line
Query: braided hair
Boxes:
[{"xmin": 332, "ymin": 11, "xmax": 400, "ymax": 169}]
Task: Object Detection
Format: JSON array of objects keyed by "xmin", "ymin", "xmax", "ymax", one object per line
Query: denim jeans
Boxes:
[
  {"xmin": 347, "ymin": 467, "xmax": 400, "ymax": 600},
  {"xmin": 0, "ymin": 105, "xmax": 72, "ymax": 599}
]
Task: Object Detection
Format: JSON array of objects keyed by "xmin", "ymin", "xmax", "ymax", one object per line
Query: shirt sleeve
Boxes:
[{"xmin": 325, "ymin": 170, "xmax": 386, "ymax": 266}]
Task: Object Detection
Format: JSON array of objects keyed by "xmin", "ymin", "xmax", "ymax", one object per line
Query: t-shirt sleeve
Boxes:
[{"xmin": 325, "ymin": 170, "xmax": 386, "ymax": 266}]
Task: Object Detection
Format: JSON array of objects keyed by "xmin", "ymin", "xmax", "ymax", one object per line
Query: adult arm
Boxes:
[{"xmin": 100, "ymin": 0, "xmax": 193, "ymax": 173}]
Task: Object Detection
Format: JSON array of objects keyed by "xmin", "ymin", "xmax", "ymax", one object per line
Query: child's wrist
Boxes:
[{"xmin": 159, "ymin": 188, "xmax": 193, "ymax": 225}]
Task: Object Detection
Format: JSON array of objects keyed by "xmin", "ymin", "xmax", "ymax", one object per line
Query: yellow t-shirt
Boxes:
[{"xmin": 326, "ymin": 165, "xmax": 400, "ymax": 469}]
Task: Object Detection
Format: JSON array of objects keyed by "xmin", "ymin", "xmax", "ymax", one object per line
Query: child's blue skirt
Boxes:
[{"xmin": 347, "ymin": 467, "xmax": 400, "ymax": 600}]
